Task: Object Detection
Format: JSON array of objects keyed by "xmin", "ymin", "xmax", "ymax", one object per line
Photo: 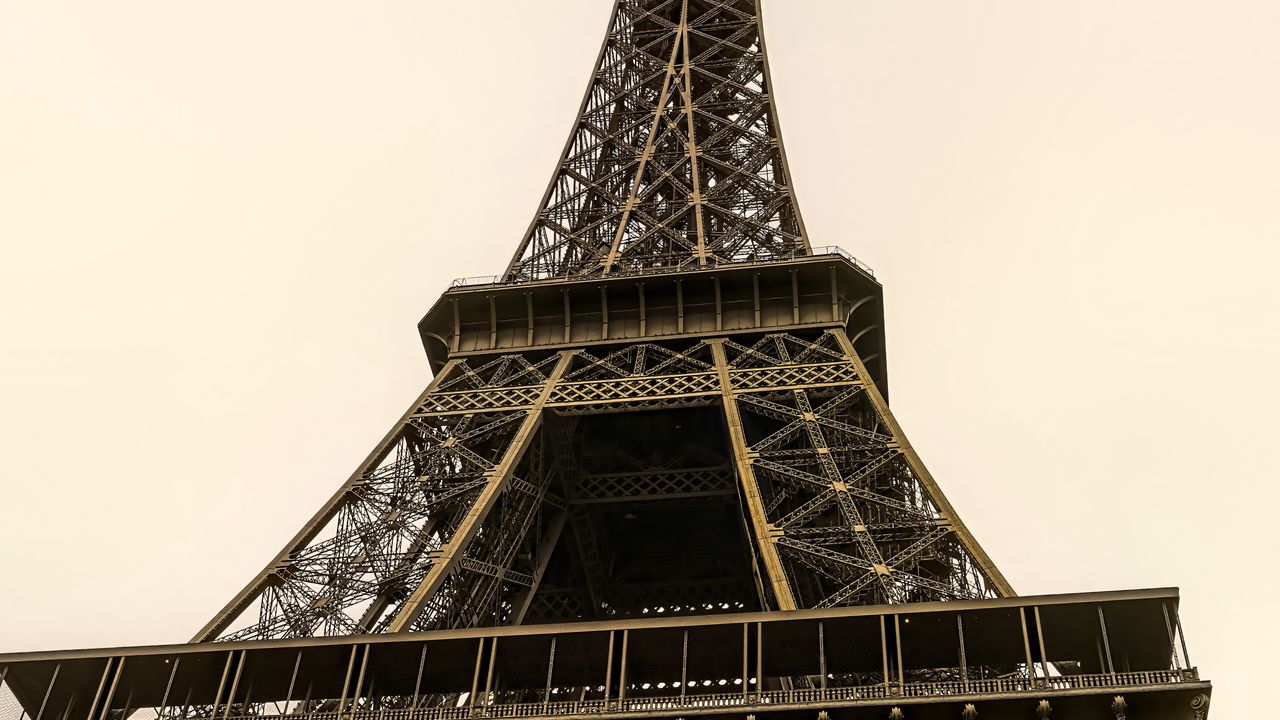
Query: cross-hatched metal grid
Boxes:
[
  {"xmin": 505, "ymin": 0, "xmax": 808, "ymax": 281},
  {"xmin": 197, "ymin": 354, "xmax": 577, "ymax": 642},
  {"xmin": 721, "ymin": 331, "xmax": 1009, "ymax": 608},
  {"xmin": 195, "ymin": 329, "xmax": 1010, "ymax": 642}
]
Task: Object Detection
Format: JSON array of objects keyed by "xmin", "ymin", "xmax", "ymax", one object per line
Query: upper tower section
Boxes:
[{"xmin": 504, "ymin": 0, "xmax": 808, "ymax": 281}]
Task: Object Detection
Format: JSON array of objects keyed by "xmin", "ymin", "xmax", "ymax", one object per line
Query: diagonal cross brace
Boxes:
[{"xmin": 386, "ymin": 351, "xmax": 577, "ymax": 632}]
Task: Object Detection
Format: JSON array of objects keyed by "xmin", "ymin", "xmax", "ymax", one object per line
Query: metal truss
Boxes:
[
  {"xmin": 198, "ymin": 331, "xmax": 1010, "ymax": 641},
  {"xmin": 194, "ymin": 353, "xmax": 577, "ymax": 641},
  {"xmin": 504, "ymin": 0, "xmax": 808, "ymax": 281},
  {"xmin": 717, "ymin": 330, "xmax": 1014, "ymax": 609}
]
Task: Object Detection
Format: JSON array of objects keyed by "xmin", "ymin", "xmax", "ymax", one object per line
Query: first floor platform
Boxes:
[{"xmin": 1, "ymin": 588, "xmax": 1210, "ymax": 720}]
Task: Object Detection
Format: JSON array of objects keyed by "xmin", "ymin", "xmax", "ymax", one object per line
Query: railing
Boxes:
[
  {"xmin": 211, "ymin": 669, "xmax": 1199, "ymax": 720},
  {"xmin": 449, "ymin": 246, "xmax": 874, "ymax": 288}
]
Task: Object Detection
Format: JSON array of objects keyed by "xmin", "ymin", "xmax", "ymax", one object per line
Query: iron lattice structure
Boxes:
[
  {"xmin": 0, "ymin": 2, "xmax": 1214, "ymax": 719},
  {"xmin": 197, "ymin": 331, "xmax": 1011, "ymax": 642},
  {"xmin": 193, "ymin": 0, "xmax": 1016, "ymax": 645},
  {"xmin": 505, "ymin": 0, "xmax": 807, "ymax": 280}
]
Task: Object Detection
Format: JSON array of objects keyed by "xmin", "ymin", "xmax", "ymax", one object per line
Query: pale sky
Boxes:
[{"xmin": 1, "ymin": 1, "xmax": 1277, "ymax": 717}]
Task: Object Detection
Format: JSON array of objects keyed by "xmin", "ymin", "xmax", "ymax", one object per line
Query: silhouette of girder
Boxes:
[{"xmin": 505, "ymin": 0, "xmax": 808, "ymax": 281}]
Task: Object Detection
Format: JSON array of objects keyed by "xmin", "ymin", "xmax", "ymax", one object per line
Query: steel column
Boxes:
[{"xmin": 710, "ymin": 339, "xmax": 797, "ymax": 610}]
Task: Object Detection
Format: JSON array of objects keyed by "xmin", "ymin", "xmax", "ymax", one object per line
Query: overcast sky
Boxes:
[{"xmin": 1, "ymin": 1, "xmax": 1277, "ymax": 716}]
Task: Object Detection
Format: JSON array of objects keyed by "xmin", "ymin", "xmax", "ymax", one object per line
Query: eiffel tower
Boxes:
[{"xmin": 1, "ymin": 2, "xmax": 1211, "ymax": 719}]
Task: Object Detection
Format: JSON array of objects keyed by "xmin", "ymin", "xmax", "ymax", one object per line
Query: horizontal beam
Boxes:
[{"xmin": 0, "ymin": 587, "xmax": 1182, "ymax": 665}]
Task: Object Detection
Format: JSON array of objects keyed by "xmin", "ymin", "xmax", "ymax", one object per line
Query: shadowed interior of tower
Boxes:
[{"xmin": 522, "ymin": 407, "xmax": 763, "ymax": 622}]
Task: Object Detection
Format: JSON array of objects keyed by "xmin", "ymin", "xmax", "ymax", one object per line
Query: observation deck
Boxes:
[
  {"xmin": 0, "ymin": 589, "xmax": 1210, "ymax": 720},
  {"xmin": 418, "ymin": 248, "xmax": 889, "ymax": 398}
]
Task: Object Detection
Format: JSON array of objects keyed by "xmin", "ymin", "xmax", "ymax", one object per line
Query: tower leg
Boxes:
[{"xmin": 711, "ymin": 339, "xmax": 797, "ymax": 611}]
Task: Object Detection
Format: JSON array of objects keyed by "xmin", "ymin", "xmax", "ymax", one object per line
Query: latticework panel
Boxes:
[
  {"xmin": 200, "ymin": 354, "xmax": 574, "ymax": 641},
  {"xmin": 201, "ymin": 331, "xmax": 1009, "ymax": 642},
  {"xmin": 505, "ymin": 0, "xmax": 808, "ymax": 281},
  {"xmin": 722, "ymin": 331, "xmax": 1009, "ymax": 608}
]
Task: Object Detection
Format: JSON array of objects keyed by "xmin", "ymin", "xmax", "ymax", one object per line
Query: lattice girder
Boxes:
[
  {"xmin": 506, "ymin": 0, "xmax": 808, "ymax": 281},
  {"xmin": 200, "ymin": 330, "xmax": 1011, "ymax": 641},
  {"xmin": 719, "ymin": 330, "xmax": 1012, "ymax": 609}
]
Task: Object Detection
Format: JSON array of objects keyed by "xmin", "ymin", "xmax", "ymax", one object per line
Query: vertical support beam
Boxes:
[
  {"xmin": 602, "ymin": 20, "xmax": 687, "ymax": 274},
  {"xmin": 526, "ymin": 292, "xmax": 534, "ymax": 346},
  {"xmin": 1172, "ymin": 603, "xmax": 1193, "ymax": 669},
  {"xmin": 284, "ymin": 652, "xmax": 301, "ymax": 709},
  {"xmin": 709, "ymin": 339, "xmax": 797, "ymax": 610},
  {"xmin": 714, "ymin": 277, "xmax": 723, "ymax": 330},
  {"xmin": 752, "ymin": 273, "xmax": 761, "ymax": 327},
  {"xmin": 880, "ymin": 615, "xmax": 890, "ymax": 696},
  {"xmin": 755, "ymin": 0, "xmax": 811, "ymax": 248},
  {"xmin": 827, "ymin": 329, "xmax": 1016, "ymax": 598},
  {"xmin": 451, "ymin": 298, "xmax": 460, "ymax": 352},
  {"xmin": 542, "ymin": 637, "xmax": 557, "ymax": 711},
  {"xmin": 817, "ymin": 622, "xmax": 827, "ymax": 692},
  {"xmin": 1019, "ymin": 608, "xmax": 1036, "ymax": 686},
  {"xmin": 483, "ymin": 639, "xmax": 499, "ymax": 707},
  {"xmin": 755, "ymin": 622, "xmax": 764, "ymax": 700},
  {"xmin": 790, "ymin": 270, "xmax": 799, "ymax": 324},
  {"xmin": 676, "ymin": 280, "xmax": 685, "ymax": 333},
  {"xmin": 600, "ymin": 287, "xmax": 609, "ymax": 339},
  {"xmin": 412, "ymin": 645, "xmax": 428, "ymax": 709},
  {"xmin": 680, "ymin": 630, "xmax": 689, "ymax": 701},
  {"xmin": 678, "ymin": 0, "xmax": 708, "ymax": 265},
  {"xmin": 206, "ymin": 653, "xmax": 232, "ymax": 720},
  {"xmin": 34, "ymin": 664, "xmax": 60, "ymax": 720},
  {"xmin": 467, "ymin": 639, "xmax": 485, "ymax": 710},
  {"xmin": 562, "ymin": 290, "xmax": 572, "ymax": 343},
  {"xmin": 1161, "ymin": 602, "xmax": 1182, "ymax": 671},
  {"xmin": 617, "ymin": 630, "xmax": 630, "ymax": 703},
  {"xmin": 388, "ymin": 351, "xmax": 576, "ymax": 632},
  {"xmin": 637, "ymin": 283, "xmax": 647, "ymax": 336},
  {"xmin": 1033, "ymin": 607, "xmax": 1051, "ymax": 681},
  {"xmin": 894, "ymin": 615, "xmax": 905, "ymax": 694},
  {"xmin": 602, "ymin": 632, "xmax": 615, "ymax": 706},
  {"xmin": 84, "ymin": 661, "xmax": 113, "ymax": 720},
  {"xmin": 741, "ymin": 623, "xmax": 750, "ymax": 699},
  {"xmin": 1098, "ymin": 606, "xmax": 1116, "ymax": 677},
  {"xmin": 336, "ymin": 646, "xmax": 358, "ymax": 718},
  {"xmin": 957, "ymin": 615, "xmax": 969, "ymax": 692},
  {"xmin": 349, "ymin": 645, "xmax": 370, "ymax": 719},
  {"xmin": 542, "ymin": 635, "xmax": 558, "ymax": 707},
  {"xmin": 159, "ymin": 656, "xmax": 182, "ymax": 714},
  {"xmin": 829, "ymin": 267, "xmax": 840, "ymax": 322},
  {"xmin": 488, "ymin": 296, "xmax": 498, "ymax": 349}
]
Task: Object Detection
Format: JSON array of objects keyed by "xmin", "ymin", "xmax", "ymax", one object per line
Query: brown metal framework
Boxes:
[
  {"xmin": 505, "ymin": 0, "xmax": 807, "ymax": 280},
  {"xmin": 189, "ymin": 0, "xmax": 1023, "ymax": 644},
  {"xmin": 194, "ymin": 325, "xmax": 1013, "ymax": 642},
  {"xmin": 1, "ymin": 590, "xmax": 1210, "ymax": 720},
  {"xmin": 0, "ymin": 1, "xmax": 1213, "ymax": 719}
]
